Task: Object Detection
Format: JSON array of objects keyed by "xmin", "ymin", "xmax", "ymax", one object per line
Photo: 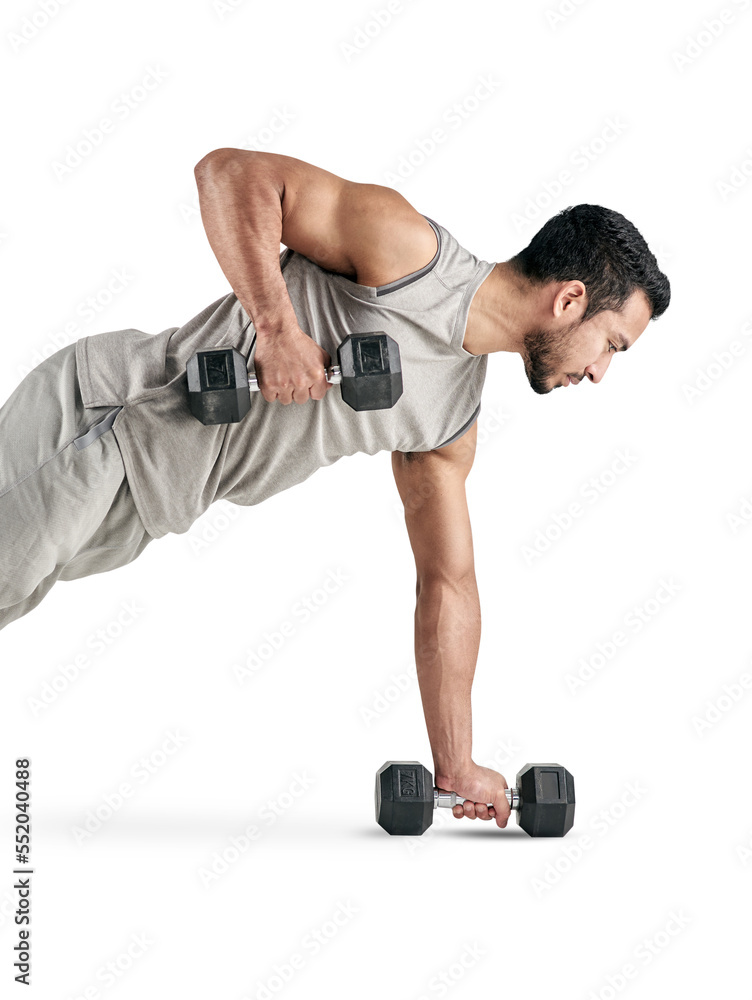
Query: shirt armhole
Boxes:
[{"xmin": 433, "ymin": 403, "xmax": 481, "ymax": 450}]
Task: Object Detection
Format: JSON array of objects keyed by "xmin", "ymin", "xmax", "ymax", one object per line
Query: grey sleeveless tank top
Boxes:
[{"xmin": 74, "ymin": 217, "xmax": 494, "ymax": 538}]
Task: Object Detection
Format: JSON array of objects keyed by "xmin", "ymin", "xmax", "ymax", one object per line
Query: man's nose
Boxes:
[{"xmin": 584, "ymin": 353, "xmax": 614, "ymax": 383}]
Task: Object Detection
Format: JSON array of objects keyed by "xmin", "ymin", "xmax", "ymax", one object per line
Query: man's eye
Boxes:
[{"xmin": 608, "ymin": 343, "xmax": 617, "ymax": 353}]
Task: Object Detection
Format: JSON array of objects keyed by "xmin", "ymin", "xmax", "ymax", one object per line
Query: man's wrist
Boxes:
[
  {"xmin": 252, "ymin": 305, "xmax": 298, "ymax": 339},
  {"xmin": 433, "ymin": 756, "xmax": 474, "ymax": 790}
]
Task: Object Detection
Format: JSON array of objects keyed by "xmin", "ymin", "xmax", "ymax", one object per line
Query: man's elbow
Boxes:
[
  {"xmin": 194, "ymin": 147, "xmax": 261, "ymax": 180},
  {"xmin": 416, "ymin": 568, "xmax": 478, "ymax": 600},
  {"xmin": 194, "ymin": 148, "xmax": 226, "ymax": 177}
]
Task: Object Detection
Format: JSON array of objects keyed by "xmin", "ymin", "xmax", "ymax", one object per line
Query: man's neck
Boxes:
[{"xmin": 464, "ymin": 262, "xmax": 532, "ymax": 356}]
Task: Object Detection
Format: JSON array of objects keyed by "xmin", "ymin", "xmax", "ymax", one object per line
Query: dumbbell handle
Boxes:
[
  {"xmin": 434, "ymin": 787, "xmax": 521, "ymax": 811},
  {"xmin": 248, "ymin": 365, "xmax": 342, "ymax": 391}
]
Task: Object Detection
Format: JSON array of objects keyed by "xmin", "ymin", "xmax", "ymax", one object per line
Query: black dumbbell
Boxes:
[
  {"xmin": 186, "ymin": 331, "xmax": 403, "ymax": 425},
  {"xmin": 375, "ymin": 761, "xmax": 576, "ymax": 837}
]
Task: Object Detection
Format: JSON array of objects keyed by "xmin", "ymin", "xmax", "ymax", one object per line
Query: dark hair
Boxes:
[{"xmin": 508, "ymin": 204, "xmax": 670, "ymax": 322}]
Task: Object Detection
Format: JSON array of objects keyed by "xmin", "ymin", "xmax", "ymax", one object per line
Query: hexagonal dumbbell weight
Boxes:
[
  {"xmin": 187, "ymin": 331, "xmax": 402, "ymax": 425},
  {"xmin": 375, "ymin": 761, "xmax": 576, "ymax": 837}
]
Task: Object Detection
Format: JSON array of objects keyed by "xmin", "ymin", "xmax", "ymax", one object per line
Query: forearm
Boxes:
[
  {"xmin": 193, "ymin": 149, "xmax": 297, "ymax": 335},
  {"xmin": 414, "ymin": 576, "xmax": 481, "ymax": 786}
]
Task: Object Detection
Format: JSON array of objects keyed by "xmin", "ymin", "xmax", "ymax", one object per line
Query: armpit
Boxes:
[{"xmin": 401, "ymin": 451, "xmax": 428, "ymax": 464}]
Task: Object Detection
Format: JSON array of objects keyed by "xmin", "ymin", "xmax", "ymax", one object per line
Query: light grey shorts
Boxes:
[{"xmin": 0, "ymin": 343, "xmax": 152, "ymax": 631}]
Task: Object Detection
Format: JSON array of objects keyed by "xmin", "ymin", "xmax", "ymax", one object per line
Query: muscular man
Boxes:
[{"xmin": 0, "ymin": 151, "xmax": 670, "ymax": 826}]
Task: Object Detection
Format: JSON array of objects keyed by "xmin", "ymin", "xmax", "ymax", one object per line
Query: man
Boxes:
[{"xmin": 0, "ymin": 151, "xmax": 670, "ymax": 827}]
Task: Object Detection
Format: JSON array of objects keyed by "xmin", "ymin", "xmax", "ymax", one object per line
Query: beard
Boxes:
[{"xmin": 522, "ymin": 322, "xmax": 582, "ymax": 394}]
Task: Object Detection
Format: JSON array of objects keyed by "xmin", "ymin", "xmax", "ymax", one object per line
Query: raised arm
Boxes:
[
  {"xmin": 392, "ymin": 424, "xmax": 512, "ymax": 827},
  {"xmin": 192, "ymin": 149, "xmax": 436, "ymax": 404}
]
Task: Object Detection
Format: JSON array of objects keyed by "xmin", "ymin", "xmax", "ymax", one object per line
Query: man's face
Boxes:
[{"xmin": 522, "ymin": 288, "xmax": 653, "ymax": 395}]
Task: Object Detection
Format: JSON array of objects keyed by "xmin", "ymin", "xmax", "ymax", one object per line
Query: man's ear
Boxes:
[{"xmin": 553, "ymin": 280, "xmax": 587, "ymax": 321}]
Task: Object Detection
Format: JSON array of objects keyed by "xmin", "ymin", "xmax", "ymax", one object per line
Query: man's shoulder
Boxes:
[{"xmin": 342, "ymin": 188, "xmax": 439, "ymax": 288}]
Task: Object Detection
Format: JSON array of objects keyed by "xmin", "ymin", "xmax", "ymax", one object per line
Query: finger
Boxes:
[
  {"xmin": 463, "ymin": 801, "xmax": 476, "ymax": 820},
  {"xmin": 474, "ymin": 803, "xmax": 490, "ymax": 821},
  {"xmin": 452, "ymin": 805, "xmax": 464, "ymax": 819},
  {"xmin": 292, "ymin": 384, "xmax": 311, "ymax": 404},
  {"xmin": 493, "ymin": 800, "xmax": 510, "ymax": 828},
  {"xmin": 276, "ymin": 382, "xmax": 294, "ymax": 405},
  {"xmin": 308, "ymin": 374, "xmax": 330, "ymax": 401},
  {"xmin": 261, "ymin": 388, "xmax": 288, "ymax": 404},
  {"xmin": 259, "ymin": 376, "xmax": 284, "ymax": 403}
]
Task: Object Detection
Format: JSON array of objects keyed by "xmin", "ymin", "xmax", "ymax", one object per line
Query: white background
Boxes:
[{"xmin": 1, "ymin": 0, "xmax": 751, "ymax": 996}]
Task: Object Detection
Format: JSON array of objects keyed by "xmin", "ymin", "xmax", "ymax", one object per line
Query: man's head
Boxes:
[{"xmin": 508, "ymin": 204, "xmax": 671, "ymax": 394}]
